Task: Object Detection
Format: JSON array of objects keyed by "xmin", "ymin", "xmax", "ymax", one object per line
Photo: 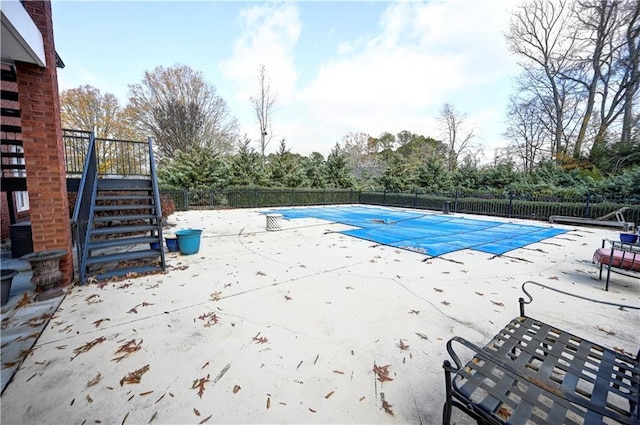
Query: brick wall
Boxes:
[{"xmin": 15, "ymin": 0, "xmax": 73, "ymax": 285}]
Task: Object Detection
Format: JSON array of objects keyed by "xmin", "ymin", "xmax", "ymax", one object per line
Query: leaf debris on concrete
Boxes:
[
  {"xmin": 112, "ymin": 339, "xmax": 143, "ymax": 362},
  {"xmin": 396, "ymin": 339, "xmax": 410, "ymax": 351},
  {"xmin": 72, "ymin": 336, "xmax": 106, "ymax": 360},
  {"xmin": 191, "ymin": 374, "xmax": 211, "ymax": 398},
  {"xmin": 120, "ymin": 364, "xmax": 150, "ymax": 386},
  {"xmin": 373, "ymin": 364, "xmax": 393, "ymax": 382},
  {"xmin": 86, "ymin": 373, "xmax": 102, "ymax": 387},
  {"xmin": 382, "ymin": 400, "xmax": 394, "ymax": 415},
  {"xmin": 197, "ymin": 312, "xmax": 220, "ymax": 327},
  {"xmin": 92, "ymin": 318, "xmax": 110, "ymax": 328},
  {"xmin": 252, "ymin": 333, "xmax": 268, "ymax": 344}
]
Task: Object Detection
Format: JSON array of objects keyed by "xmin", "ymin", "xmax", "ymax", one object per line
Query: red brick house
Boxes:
[{"xmin": 1, "ymin": 0, "xmax": 73, "ymax": 285}]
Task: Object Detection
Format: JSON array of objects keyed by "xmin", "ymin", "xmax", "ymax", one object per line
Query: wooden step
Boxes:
[
  {"xmin": 85, "ymin": 249, "xmax": 161, "ymax": 267},
  {"xmin": 93, "ymin": 204, "xmax": 155, "ymax": 212},
  {"xmin": 93, "ymin": 214, "xmax": 157, "ymax": 223},
  {"xmin": 88, "ymin": 264, "xmax": 164, "ymax": 281},
  {"xmin": 87, "ymin": 236, "xmax": 160, "ymax": 250},
  {"xmin": 90, "ymin": 224, "xmax": 157, "ymax": 236},
  {"xmin": 96, "ymin": 194, "xmax": 153, "ymax": 201}
]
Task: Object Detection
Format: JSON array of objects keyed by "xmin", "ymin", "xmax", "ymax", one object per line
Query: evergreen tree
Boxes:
[
  {"xmin": 266, "ymin": 139, "xmax": 307, "ymax": 187},
  {"xmin": 325, "ymin": 143, "xmax": 354, "ymax": 188},
  {"xmin": 157, "ymin": 145, "xmax": 228, "ymax": 189},
  {"xmin": 228, "ymin": 137, "xmax": 268, "ymax": 186},
  {"xmin": 304, "ymin": 152, "xmax": 327, "ymax": 188}
]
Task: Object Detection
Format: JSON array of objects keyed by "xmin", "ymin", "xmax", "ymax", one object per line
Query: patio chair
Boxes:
[{"xmin": 442, "ymin": 280, "xmax": 640, "ymax": 425}]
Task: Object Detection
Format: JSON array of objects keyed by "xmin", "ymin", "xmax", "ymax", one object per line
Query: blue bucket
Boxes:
[
  {"xmin": 165, "ymin": 237, "xmax": 179, "ymax": 252},
  {"xmin": 175, "ymin": 229, "xmax": 202, "ymax": 255}
]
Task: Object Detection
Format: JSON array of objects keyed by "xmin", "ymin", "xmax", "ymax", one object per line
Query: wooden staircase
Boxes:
[{"xmin": 69, "ymin": 131, "xmax": 166, "ymax": 283}]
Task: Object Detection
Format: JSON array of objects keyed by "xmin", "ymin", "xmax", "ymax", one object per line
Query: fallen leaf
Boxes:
[
  {"xmin": 333, "ymin": 370, "xmax": 344, "ymax": 374},
  {"xmin": 359, "ymin": 396, "xmax": 365, "ymax": 402},
  {"xmin": 154, "ymin": 394, "xmax": 165, "ymax": 404},
  {"xmin": 14, "ymin": 293, "xmax": 31, "ymax": 309},
  {"xmin": 253, "ymin": 333, "xmax": 268, "ymax": 344},
  {"xmin": 433, "ymin": 288, "xmax": 443, "ymax": 292},
  {"xmin": 382, "ymin": 400, "xmax": 394, "ymax": 415},
  {"xmin": 86, "ymin": 394, "xmax": 93, "ymax": 403},
  {"xmin": 120, "ymin": 365, "xmax": 150, "ymax": 386},
  {"xmin": 373, "ymin": 364, "xmax": 393, "ymax": 383},
  {"xmin": 233, "ymin": 385, "xmax": 241, "ymax": 394},
  {"xmin": 256, "ymin": 271, "xmax": 266, "ymax": 276},
  {"xmin": 548, "ymin": 276, "xmax": 559, "ymax": 280},
  {"xmin": 497, "ymin": 405, "xmax": 512, "ymax": 420},
  {"xmin": 92, "ymin": 318, "xmax": 110, "ymax": 328},
  {"xmin": 490, "ymin": 300, "xmax": 504, "ymax": 307},
  {"xmin": 284, "ymin": 295, "xmax": 292, "ymax": 301},
  {"xmin": 408, "ymin": 310, "xmax": 420, "ymax": 315},
  {"xmin": 140, "ymin": 391, "xmax": 154, "ymax": 396},
  {"xmin": 441, "ymin": 301, "xmax": 451, "ymax": 306},
  {"xmin": 266, "ymin": 396, "xmax": 271, "ymax": 409},
  {"xmin": 309, "ymin": 408, "xmax": 316, "ymax": 413},
  {"xmin": 197, "ymin": 312, "xmax": 219, "ymax": 327},
  {"xmin": 85, "ymin": 294, "xmax": 102, "ymax": 304},
  {"xmin": 87, "ymin": 373, "xmax": 102, "ymax": 387},
  {"xmin": 415, "ymin": 332, "xmax": 430, "ymax": 341},
  {"xmin": 201, "ymin": 361, "xmax": 209, "ymax": 369},
  {"xmin": 210, "ymin": 292, "xmax": 221, "ymax": 301},
  {"xmin": 199, "ymin": 415, "xmax": 212, "ymax": 424},
  {"xmin": 475, "ymin": 291, "xmax": 484, "ymax": 296},
  {"xmin": 397, "ymin": 339, "xmax": 410, "ymax": 351},
  {"xmin": 191, "ymin": 374, "xmax": 211, "ymax": 398},
  {"xmin": 112, "ymin": 339, "xmax": 143, "ymax": 362},
  {"xmin": 596, "ymin": 326, "xmax": 615, "ymax": 336},
  {"xmin": 613, "ymin": 346, "xmax": 634, "ymax": 357},
  {"xmin": 325, "ymin": 391, "xmax": 335, "ymax": 399},
  {"xmin": 72, "ymin": 336, "xmax": 107, "ymax": 360},
  {"xmin": 194, "ymin": 408, "xmax": 200, "ymax": 416}
]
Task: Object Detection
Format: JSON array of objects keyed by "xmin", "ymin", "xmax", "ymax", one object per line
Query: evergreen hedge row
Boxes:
[{"xmin": 159, "ymin": 187, "xmax": 640, "ymax": 225}]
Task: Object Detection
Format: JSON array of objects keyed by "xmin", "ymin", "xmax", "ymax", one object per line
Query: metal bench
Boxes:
[
  {"xmin": 549, "ymin": 207, "xmax": 635, "ymax": 232},
  {"xmin": 442, "ymin": 281, "xmax": 640, "ymax": 425}
]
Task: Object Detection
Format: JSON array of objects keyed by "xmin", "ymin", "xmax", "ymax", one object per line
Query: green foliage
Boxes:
[
  {"xmin": 266, "ymin": 140, "xmax": 307, "ymax": 188},
  {"xmin": 377, "ymin": 151, "xmax": 412, "ymax": 192},
  {"xmin": 413, "ymin": 157, "xmax": 451, "ymax": 192},
  {"xmin": 325, "ymin": 144, "xmax": 354, "ymax": 188},
  {"xmin": 228, "ymin": 138, "xmax": 269, "ymax": 187},
  {"xmin": 304, "ymin": 152, "xmax": 327, "ymax": 188},
  {"xmin": 157, "ymin": 145, "xmax": 228, "ymax": 189},
  {"xmin": 225, "ymin": 187, "xmax": 357, "ymax": 208}
]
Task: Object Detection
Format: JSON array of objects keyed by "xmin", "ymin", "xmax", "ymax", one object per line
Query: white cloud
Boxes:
[
  {"xmin": 220, "ymin": 0, "xmax": 519, "ymax": 157},
  {"xmin": 287, "ymin": 1, "xmax": 518, "ymax": 156},
  {"xmin": 219, "ymin": 3, "xmax": 301, "ymax": 104}
]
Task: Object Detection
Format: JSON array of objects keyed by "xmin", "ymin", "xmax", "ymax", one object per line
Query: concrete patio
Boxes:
[{"xmin": 1, "ymin": 206, "xmax": 638, "ymax": 424}]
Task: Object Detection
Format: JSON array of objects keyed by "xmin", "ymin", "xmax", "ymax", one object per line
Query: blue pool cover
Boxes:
[{"xmin": 266, "ymin": 205, "xmax": 567, "ymax": 257}]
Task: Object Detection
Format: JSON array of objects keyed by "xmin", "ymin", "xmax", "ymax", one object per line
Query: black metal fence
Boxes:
[
  {"xmin": 63, "ymin": 129, "xmax": 150, "ymax": 176},
  {"xmin": 160, "ymin": 187, "xmax": 640, "ymax": 226}
]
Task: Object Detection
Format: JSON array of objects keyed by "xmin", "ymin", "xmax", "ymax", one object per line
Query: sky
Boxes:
[{"xmin": 51, "ymin": 0, "xmax": 520, "ymax": 159}]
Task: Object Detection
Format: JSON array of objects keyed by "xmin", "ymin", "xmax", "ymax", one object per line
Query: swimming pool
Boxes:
[{"xmin": 266, "ymin": 205, "xmax": 567, "ymax": 257}]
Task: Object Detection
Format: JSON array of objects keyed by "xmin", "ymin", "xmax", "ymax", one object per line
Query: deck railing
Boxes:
[
  {"xmin": 71, "ymin": 132, "xmax": 98, "ymax": 284},
  {"xmin": 63, "ymin": 129, "xmax": 150, "ymax": 176}
]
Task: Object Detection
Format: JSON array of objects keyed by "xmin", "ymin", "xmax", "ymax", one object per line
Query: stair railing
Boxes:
[
  {"xmin": 148, "ymin": 137, "xmax": 166, "ymax": 271},
  {"xmin": 71, "ymin": 132, "xmax": 98, "ymax": 284}
]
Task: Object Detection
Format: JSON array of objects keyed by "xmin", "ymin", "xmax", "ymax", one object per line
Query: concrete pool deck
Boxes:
[{"xmin": 1, "ymin": 206, "xmax": 639, "ymax": 424}]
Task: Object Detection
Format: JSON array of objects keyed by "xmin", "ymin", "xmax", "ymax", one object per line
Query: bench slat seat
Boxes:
[{"xmin": 443, "ymin": 281, "xmax": 640, "ymax": 425}]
